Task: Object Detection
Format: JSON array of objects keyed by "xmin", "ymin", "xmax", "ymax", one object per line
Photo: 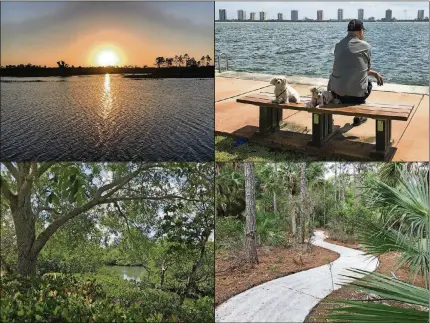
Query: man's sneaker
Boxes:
[{"xmin": 353, "ymin": 117, "xmax": 367, "ymax": 126}]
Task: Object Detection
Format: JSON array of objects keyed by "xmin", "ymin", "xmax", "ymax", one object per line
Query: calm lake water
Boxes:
[
  {"xmin": 215, "ymin": 22, "xmax": 429, "ymax": 86},
  {"xmin": 108, "ymin": 266, "xmax": 147, "ymax": 281},
  {"xmin": 0, "ymin": 75, "xmax": 213, "ymax": 161}
]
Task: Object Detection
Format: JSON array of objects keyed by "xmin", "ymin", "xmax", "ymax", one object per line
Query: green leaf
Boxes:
[{"xmin": 328, "ymin": 269, "xmax": 429, "ymax": 323}]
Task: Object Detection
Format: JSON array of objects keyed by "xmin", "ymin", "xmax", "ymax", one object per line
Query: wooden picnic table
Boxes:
[{"xmin": 236, "ymin": 92, "xmax": 414, "ymax": 159}]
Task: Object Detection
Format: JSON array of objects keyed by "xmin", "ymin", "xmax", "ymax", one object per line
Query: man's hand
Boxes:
[
  {"xmin": 368, "ymin": 69, "xmax": 383, "ymax": 86},
  {"xmin": 375, "ymin": 72, "xmax": 384, "ymax": 86}
]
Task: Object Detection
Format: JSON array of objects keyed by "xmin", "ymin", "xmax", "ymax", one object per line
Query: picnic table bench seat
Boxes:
[{"xmin": 236, "ymin": 92, "xmax": 414, "ymax": 159}]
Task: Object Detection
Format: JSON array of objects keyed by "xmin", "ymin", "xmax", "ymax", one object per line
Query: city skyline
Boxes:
[
  {"xmin": 215, "ymin": 2, "xmax": 428, "ymax": 20},
  {"xmin": 1, "ymin": 2, "xmax": 214, "ymax": 67}
]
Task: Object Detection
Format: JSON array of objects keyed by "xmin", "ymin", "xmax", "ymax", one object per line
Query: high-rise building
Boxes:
[
  {"xmin": 277, "ymin": 13, "xmax": 283, "ymax": 21},
  {"xmin": 259, "ymin": 11, "xmax": 267, "ymax": 21},
  {"xmin": 291, "ymin": 10, "xmax": 299, "ymax": 21},
  {"xmin": 385, "ymin": 9, "xmax": 392, "ymax": 21},
  {"xmin": 358, "ymin": 9, "xmax": 364, "ymax": 21},
  {"xmin": 418, "ymin": 9, "xmax": 425, "ymax": 20},
  {"xmin": 317, "ymin": 10, "xmax": 323, "ymax": 21},
  {"xmin": 237, "ymin": 10, "xmax": 246, "ymax": 21},
  {"xmin": 219, "ymin": 9, "xmax": 227, "ymax": 21},
  {"xmin": 337, "ymin": 9, "xmax": 343, "ymax": 21},
  {"xmin": 250, "ymin": 12, "xmax": 257, "ymax": 20}
]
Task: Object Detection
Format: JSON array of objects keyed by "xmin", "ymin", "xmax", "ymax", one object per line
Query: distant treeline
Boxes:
[
  {"xmin": 0, "ymin": 54, "xmax": 214, "ymax": 78},
  {"xmin": 0, "ymin": 65, "xmax": 214, "ymax": 78}
]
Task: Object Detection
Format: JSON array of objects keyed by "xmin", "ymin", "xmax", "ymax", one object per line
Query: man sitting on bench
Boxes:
[{"xmin": 328, "ymin": 19, "xmax": 384, "ymax": 126}]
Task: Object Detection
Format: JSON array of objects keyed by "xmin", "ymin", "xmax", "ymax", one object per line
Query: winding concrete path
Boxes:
[{"xmin": 215, "ymin": 230, "xmax": 379, "ymax": 323}]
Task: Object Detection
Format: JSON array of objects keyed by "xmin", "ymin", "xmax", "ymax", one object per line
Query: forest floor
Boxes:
[
  {"xmin": 215, "ymin": 243, "xmax": 339, "ymax": 306},
  {"xmin": 305, "ymin": 230, "xmax": 427, "ymax": 322}
]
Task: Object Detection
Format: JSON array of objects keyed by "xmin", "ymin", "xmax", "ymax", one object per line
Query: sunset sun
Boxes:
[{"xmin": 96, "ymin": 49, "xmax": 120, "ymax": 66}]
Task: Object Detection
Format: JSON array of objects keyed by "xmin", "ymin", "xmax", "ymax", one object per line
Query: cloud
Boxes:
[{"xmin": 1, "ymin": 2, "xmax": 214, "ymax": 66}]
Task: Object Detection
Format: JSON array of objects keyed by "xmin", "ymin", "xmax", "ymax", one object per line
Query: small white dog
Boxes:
[
  {"xmin": 306, "ymin": 86, "xmax": 339, "ymax": 108},
  {"xmin": 270, "ymin": 76, "xmax": 301, "ymax": 104}
]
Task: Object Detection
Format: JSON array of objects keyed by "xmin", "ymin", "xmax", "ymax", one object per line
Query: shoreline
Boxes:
[
  {"xmin": 215, "ymin": 20, "xmax": 429, "ymax": 23},
  {"xmin": 0, "ymin": 66, "xmax": 214, "ymax": 78},
  {"xmin": 215, "ymin": 71, "xmax": 429, "ymax": 95}
]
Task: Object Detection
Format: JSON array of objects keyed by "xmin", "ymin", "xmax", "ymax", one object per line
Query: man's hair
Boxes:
[{"xmin": 348, "ymin": 19, "xmax": 366, "ymax": 31}]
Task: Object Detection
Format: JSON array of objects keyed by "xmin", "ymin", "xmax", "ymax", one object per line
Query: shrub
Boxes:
[
  {"xmin": 255, "ymin": 212, "xmax": 287, "ymax": 247},
  {"xmin": 215, "ymin": 216, "xmax": 244, "ymax": 250},
  {"xmin": 0, "ymin": 273, "xmax": 213, "ymax": 323}
]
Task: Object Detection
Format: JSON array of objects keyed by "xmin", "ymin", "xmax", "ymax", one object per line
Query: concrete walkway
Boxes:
[
  {"xmin": 216, "ymin": 72, "xmax": 429, "ymax": 161},
  {"xmin": 215, "ymin": 230, "xmax": 379, "ymax": 323}
]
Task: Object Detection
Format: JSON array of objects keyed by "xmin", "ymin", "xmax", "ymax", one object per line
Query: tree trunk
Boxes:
[
  {"xmin": 334, "ymin": 164, "xmax": 338, "ymax": 206},
  {"xmin": 13, "ymin": 204, "xmax": 38, "ymax": 277},
  {"xmin": 290, "ymin": 191, "xmax": 296, "ymax": 236},
  {"xmin": 323, "ymin": 183, "xmax": 326, "ymax": 227},
  {"xmin": 160, "ymin": 261, "xmax": 167, "ymax": 289},
  {"xmin": 273, "ymin": 163, "xmax": 278, "ymax": 213},
  {"xmin": 273, "ymin": 192, "xmax": 277, "ymax": 213},
  {"xmin": 354, "ymin": 163, "xmax": 362, "ymax": 208},
  {"xmin": 243, "ymin": 162, "xmax": 258, "ymax": 265},
  {"xmin": 180, "ymin": 239, "xmax": 207, "ymax": 305},
  {"xmin": 299, "ymin": 162, "xmax": 306, "ymax": 244}
]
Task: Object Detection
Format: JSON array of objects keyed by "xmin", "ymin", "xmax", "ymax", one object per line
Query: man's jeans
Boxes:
[{"xmin": 332, "ymin": 81, "xmax": 373, "ymax": 104}]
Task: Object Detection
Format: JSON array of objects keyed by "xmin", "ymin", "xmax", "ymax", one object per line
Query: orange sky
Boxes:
[{"xmin": 1, "ymin": 2, "xmax": 214, "ymax": 67}]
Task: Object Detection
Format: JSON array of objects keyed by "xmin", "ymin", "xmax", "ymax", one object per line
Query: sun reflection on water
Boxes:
[{"xmin": 102, "ymin": 73, "xmax": 113, "ymax": 120}]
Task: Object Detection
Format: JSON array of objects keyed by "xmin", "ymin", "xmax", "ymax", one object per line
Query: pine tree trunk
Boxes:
[
  {"xmin": 273, "ymin": 163, "xmax": 278, "ymax": 213},
  {"xmin": 323, "ymin": 183, "xmax": 326, "ymax": 227},
  {"xmin": 289, "ymin": 190, "xmax": 296, "ymax": 236},
  {"xmin": 299, "ymin": 163, "xmax": 306, "ymax": 244},
  {"xmin": 243, "ymin": 162, "xmax": 258, "ymax": 265},
  {"xmin": 334, "ymin": 164, "xmax": 338, "ymax": 206}
]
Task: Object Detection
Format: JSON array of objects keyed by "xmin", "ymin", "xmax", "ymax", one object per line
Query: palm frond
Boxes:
[
  {"xmin": 357, "ymin": 219, "xmax": 429, "ymax": 285},
  {"xmin": 327, "ymin": 270, "xmax": 429, "ymax": 323},
  {"xmin": 366, "ymin": 166, "xmax": 428, "ymax": 239}
]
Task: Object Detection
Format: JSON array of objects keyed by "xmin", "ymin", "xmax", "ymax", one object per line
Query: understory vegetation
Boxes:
[
  {"xmin": 0, "ymin": 162, "xmax": 214, "ymax": 322},
  {"xmin": 216, "ymin": 162, "xmax": 328, "ymax": 254}
]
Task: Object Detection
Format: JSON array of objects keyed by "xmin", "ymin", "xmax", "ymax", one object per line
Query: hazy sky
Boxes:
[
  {"xmin": 215, "ymin": 2, "xmax": 428, "ymax": 20},
  {"xmin": 1, "ymin": 2, "xmax": 214, "ymax": 67}
]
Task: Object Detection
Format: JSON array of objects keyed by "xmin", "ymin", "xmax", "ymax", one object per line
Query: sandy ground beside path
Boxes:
[{"xmin": 215, "ymin": 230, "xmax": 378, "ymax": 323}]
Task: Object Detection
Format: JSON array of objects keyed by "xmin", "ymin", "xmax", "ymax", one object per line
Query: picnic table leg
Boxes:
[
  {"xmin": 259, "ymin": 106, "xmax": 281, "ymax": 135},
  {"xmin": 272, "ymin": 108, "xmax": 282, "ymax": 132},
  {"xmin": 373, "ymin": 119, "xmax": 392, "ymax": 158},
  {"xmin": 259, "ymin": 106, "xmax": 272, "ymax": 135},
  {"xmin": 311, "ymin": 113, "xmax": 324, "ymax": 146},
  {"xmin": 310, "ymin": 113, "xmax": 336, "ymax": 147}
]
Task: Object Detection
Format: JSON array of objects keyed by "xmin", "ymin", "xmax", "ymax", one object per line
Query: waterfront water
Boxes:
[
  {"xmin": 215, "ymin": 22, "xmax": 429, "ymax": 86},
  {"xmin": 0, "ymin": 74, "xmax": 213, "ymax": 161},
  {"xmin": 108, "ymin": 266, "xmax": 147, "ymax": 282}
]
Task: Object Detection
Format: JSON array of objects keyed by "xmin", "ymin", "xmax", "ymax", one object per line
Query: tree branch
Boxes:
[
  {"xmin": 102, "ymin": 195, "xmax": 200, "ymax": 204},
  {"xmin": 31, "ymin": 199, "xmax": 99, "ymax": 256},
  {"xmin": 20, "ymin": 163, "xmax": 38, "ymax": 197},
  {"xmin": 95, "ymin": 164, "xmax": 149, "ymax": 199},
  {"xmin": 31, "ymin": 165, "xmax": 195, "ymax": 257},
  {"xmin": 2, "ymin": 162, "xmax": 19, "ymax": 180},
  {"xmin": 0, "ymin": 175, "xmax": 17, "ymax": 205},
  {"xmin": 36, "ymin": 162, "xmax": 57, "ymax": 178},
  {"xmin": 114, "ymin": 201, "xmax": 133, "ymax": 235}
]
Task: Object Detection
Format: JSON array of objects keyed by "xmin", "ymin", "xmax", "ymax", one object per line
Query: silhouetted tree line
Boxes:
[
  {"xmin": 1, "ymin": 54, "xmax": 213, "ymax": 70},
  {"xmin": 154, "ymin": 54, "xmax": 213, "ymax": 68},
  {"xmin": 0, "ymin": 56, "xmax": 214, "ymax": 78}
]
